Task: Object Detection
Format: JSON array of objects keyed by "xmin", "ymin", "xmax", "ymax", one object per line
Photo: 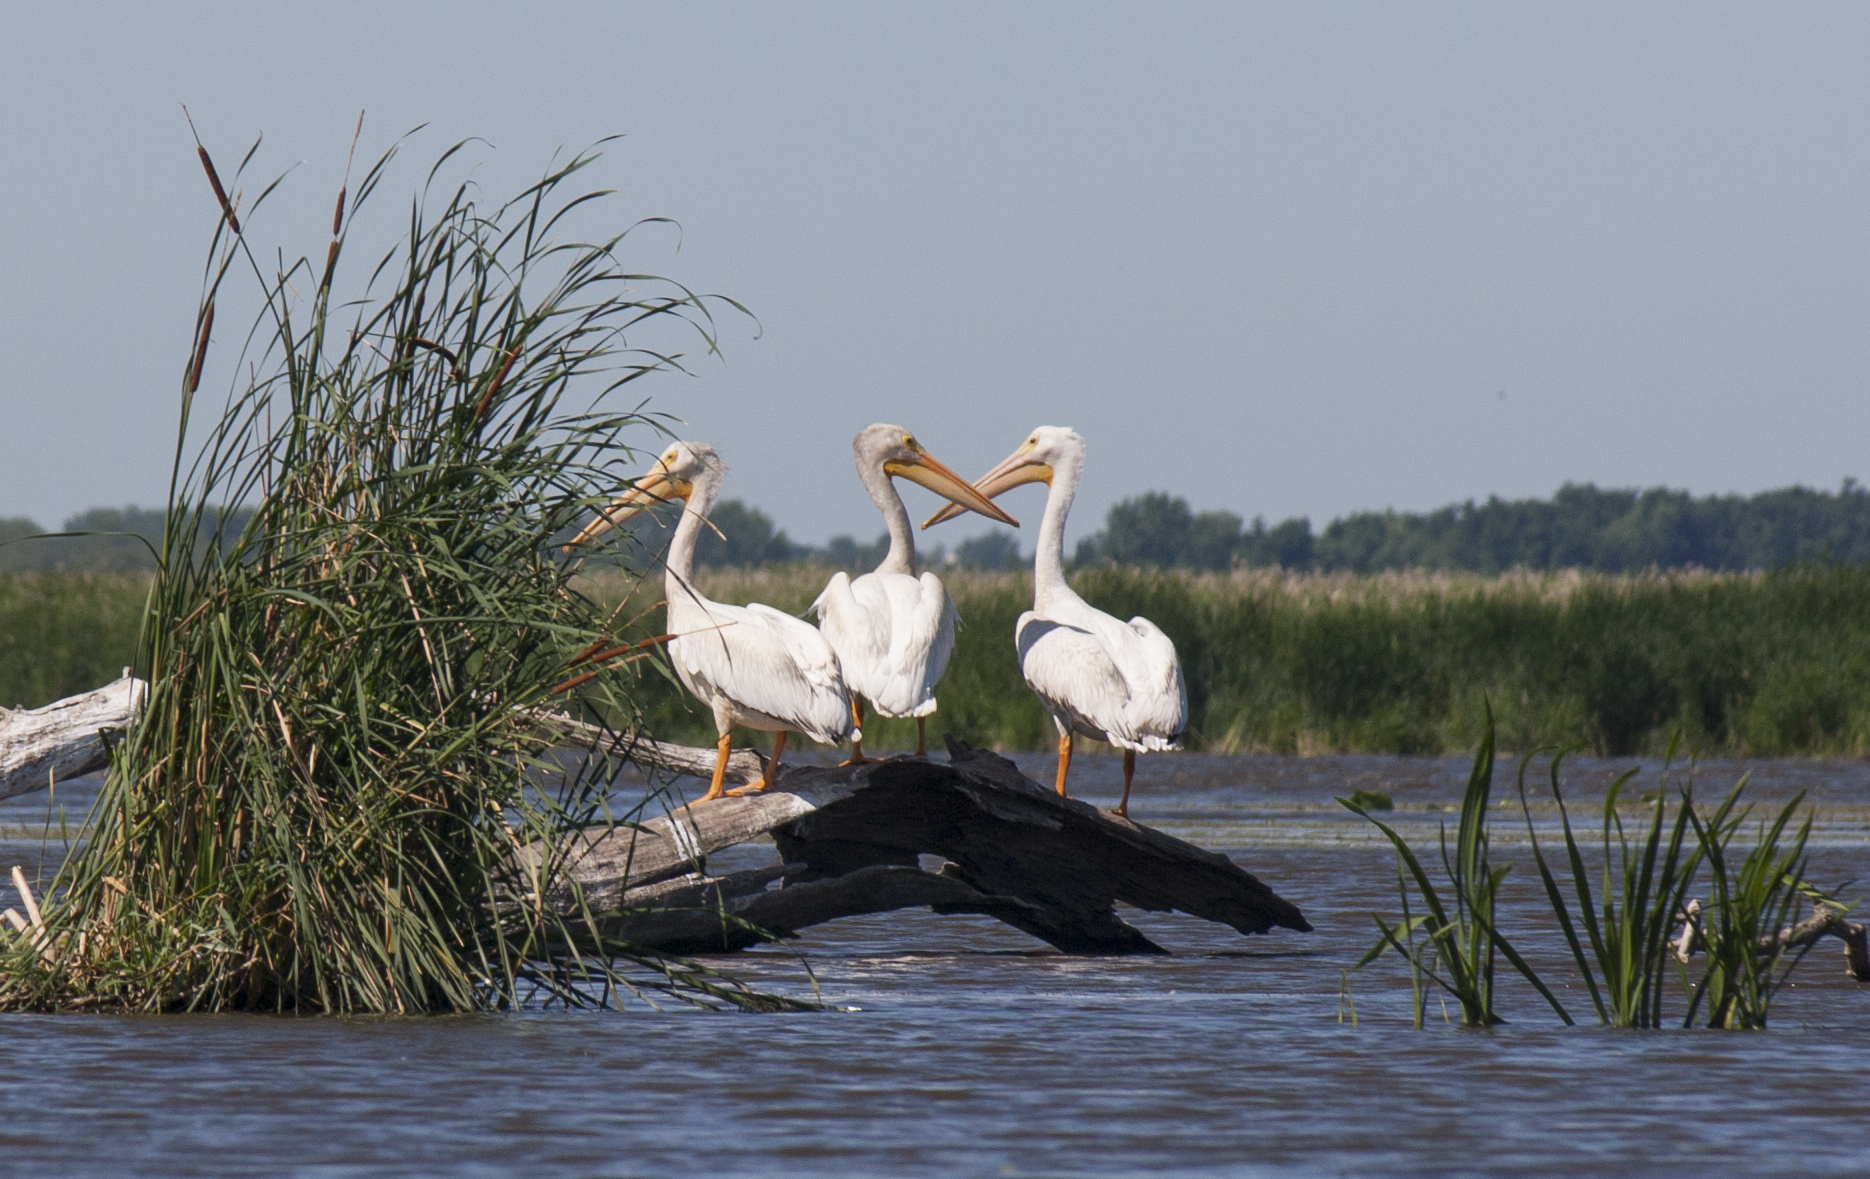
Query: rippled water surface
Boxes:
[{"xmin": 2, "ymin": 751, "xmax": 1868, "ymax": 1178}]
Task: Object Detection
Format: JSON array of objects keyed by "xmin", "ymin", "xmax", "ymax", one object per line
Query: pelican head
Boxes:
[
  {"xmin": 921, "ymin": 425, "xmax": 1082, "ymax": 529},
  {"xmin": 564, "ymin": 440, "xmax": 724, "ymax": 549},
  {"xmin": 856, "ymin": 423, "xmax": 1019, "ymax": 526}
]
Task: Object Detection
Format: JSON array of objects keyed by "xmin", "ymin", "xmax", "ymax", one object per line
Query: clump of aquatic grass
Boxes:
[
  {"xmin": 1683, "ymin": 791, "xmax": 1816, "ymax": 1029},
  {"xmin": 1518, "ymin": 743, "xmax": 1843, "ymax": 1029},
  {"xmin": 1515, "ymin": 740, "xmax": 1705, "ymax": 1028},
  {"xmin": 1354, "ymin": 711, "xmax": 1856, "ymax": 1030},
  {"xmin": 1341, "ymin": 707, "xmax": 1570, "ymax": 1027},
  {"xmin": 0, "ymin": 129, "xmax": 800, "ymax": 1013}
]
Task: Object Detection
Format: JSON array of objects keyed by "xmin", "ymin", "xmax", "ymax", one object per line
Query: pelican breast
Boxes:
[{"xmin": 814, "ymin": 570, "xmax": 957, "ymax": 718}]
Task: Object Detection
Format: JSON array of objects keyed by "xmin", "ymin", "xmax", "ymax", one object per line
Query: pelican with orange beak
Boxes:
[
  {"xmin": 924, "ymin": 426, "xmax": 1186, "ymax": 816},
  {"xmin": 811, "ymin": 424, "xmax": 1019, "ymax": 760},
  {"xmin": 565, "ymin": 440, "xmax": 853, "ymax": 802}
]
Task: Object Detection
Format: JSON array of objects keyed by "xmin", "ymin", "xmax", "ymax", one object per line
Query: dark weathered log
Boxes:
[
  {"xmin": 558, "ymin": 736, "xmax": 1311, "ymax": 955},
  {"xmin": 0, "ymin": 673, "xmax": 144, "ymax": 801},
  {"xmin": 770, "ymin": 739, "xmax": 1311, "ymax": 953},
  {"xmin": 598, "ymin": 863, "xmax": 1050, "ymax": 955}
]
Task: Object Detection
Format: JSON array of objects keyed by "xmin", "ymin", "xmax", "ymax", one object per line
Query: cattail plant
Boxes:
[
  {"xmin": 1684, "ymin": 791, "xmax": 1816, "ymax": 1029},
  {"xmin": 0, "ymin": 128, "xmax": 797, "ymax": 1013},
  {"xmin": 1515, "ymin": 742, "xmax": 1705, "ymax": 1028},
  {"xmin": 1341, "ymin": 705, "xmax": 1572, "ymax": 1027}
]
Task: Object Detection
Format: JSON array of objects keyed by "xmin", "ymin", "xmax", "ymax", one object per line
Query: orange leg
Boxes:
[
  {"xmin": 840, "ymin": 698, "xmax": 873, "ymax": 766},
  {"xmin": 1116, "ymin": 748, "xmax": 1137, "ymax": 817},
  {"xmin": 732, "ymin": 731, "xmax": 788, "ymax": 794},
  {"xmin": 701, "ymin": 732, "xmax": 733, "ymax": 802},
  {"xmin": 1053, "ymin": 731, "xmax": 1073, "ymax": 797},
  {"xmin": 915, "ymin": 715, "xmax": 928, "ymax": 758}
]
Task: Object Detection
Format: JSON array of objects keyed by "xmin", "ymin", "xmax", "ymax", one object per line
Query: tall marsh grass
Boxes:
[
  {"xmin": 0, "ymin": 134, "xmax": 798, "ymax": 1013},
  {"xmin": 584, "ymin": 563, "xmax": 1870, "ymax": 757}
]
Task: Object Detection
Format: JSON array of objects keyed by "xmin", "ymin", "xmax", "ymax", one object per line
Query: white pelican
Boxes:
[
  {"xmin": 811, "ymin": 424, "xmax": 1018, "ymax": 761},
  {"xmin": 925, "ymin": 426, "xmax": 1187, "ymax": 816},
  {"xmin": 566, "ymin": 441, "xmax": 852, "ymax": 802}
]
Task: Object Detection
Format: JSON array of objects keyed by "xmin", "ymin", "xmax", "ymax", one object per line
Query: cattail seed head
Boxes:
[
  {"xmin": 188, "ymin": 300, "xmax": 216, "ymax": 394},
  {"xmin": 197, "ymin": 146, "xmax": 240, "ymax": 235},
  {"xmin": 475, "ymin": 347, "xmax": 520, "ymax": 422}
]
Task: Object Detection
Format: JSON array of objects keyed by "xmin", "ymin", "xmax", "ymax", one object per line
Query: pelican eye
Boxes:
[{"xmin": 902, "ymin": 434, "xmax": 917, "ymax": 450}]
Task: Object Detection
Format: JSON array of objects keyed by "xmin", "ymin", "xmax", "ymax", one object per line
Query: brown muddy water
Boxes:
[{"xmin": 2, "ymin": 751, "xmax": 1867, "ymax": 1178}]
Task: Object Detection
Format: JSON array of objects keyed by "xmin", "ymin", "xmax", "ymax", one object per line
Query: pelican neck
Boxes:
[
  {"xmin": 663, "ymin": 467, "xmax": 720, "ymax": 621},
  {"xmin": 858, "ymin": 458, "xmax": 917, "ymax": 577},
  {"xmin": 1032, "ymin": 455, "xmax": 1083, "ymax": 615}
]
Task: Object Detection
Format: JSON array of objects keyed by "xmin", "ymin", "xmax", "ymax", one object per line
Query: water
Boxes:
[{"xmin": 2, "ymin": 751, "xmax": 1868, "ymax": 1177}]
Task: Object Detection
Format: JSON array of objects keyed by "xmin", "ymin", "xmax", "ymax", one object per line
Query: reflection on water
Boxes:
[{"xmin": 2, "ymin": 752, "xmax": 1867, "ymax": 1177}]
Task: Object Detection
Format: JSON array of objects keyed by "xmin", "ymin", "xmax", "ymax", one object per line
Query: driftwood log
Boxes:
[
  {"xmin": 551, "ymin": 736, "xmax": 1313, "ymax": 955},
  {"xmin": 0, "ymin": 698, "xmax": 759, "ymax": 803},
  {"xmin": 1, "ymin": 690, "xmax": 1311, "ymax": 955},
  {"xmin": 0, "ymin": 673, "xmax": 144, "ymax": 802},
  {"xmin": 15, "ymin": 685, "xmax": 1867, "ymax": 967},
  {"xmin": 1777, "ymin": 904, "xmax": 1870, "ymax": 981},
  {"xmin": 1674, "ymin": 897, "xmax": 1870, "ymax": 982}
]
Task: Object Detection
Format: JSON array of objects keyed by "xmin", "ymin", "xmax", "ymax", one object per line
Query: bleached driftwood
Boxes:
[
  {"xmin": 0, "ymin": 673, "xmax": 144, "ymax": 802},
  {"xmin": 535, "ymin": 712, "xmax": 768, "ymax": 787},
  {"xmin": 559, "ymin": 738, "xmax": 1313, "ymax": 955},
  {"xmin": 1773, "ymin": 904, "xmax": 1870, "ymax": 982},
  {"xmin": 1674, "ymin": 897, "xmax": 1870, "ymax": 982},
  {"xmin": 0, "ymin": 691, "xmax": 731, "ymax": 806}
]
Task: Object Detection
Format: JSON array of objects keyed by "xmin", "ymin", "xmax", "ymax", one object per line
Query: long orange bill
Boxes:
[
  {"xmin": 885, "ymin": 448, "xmax": 1019, "ymax": 527},
  {"xmin": 921, "ymin": 442, "xmax": 1052, "ymax": 530},
  {"xmin": 563, "ymin": 470, "xmax": 686, "ymax": 551}
]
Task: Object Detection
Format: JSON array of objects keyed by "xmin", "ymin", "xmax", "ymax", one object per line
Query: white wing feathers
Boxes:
[
  {"xmin": 912, "ymin": 574, "xmax": 960, "ymax": 716},
  {"xmin": 670, "ymin": 601, "xmax": 853, "ymax": 744},
  {"xmin": 1017, "ymin": 615, "xmax": 1136, "ymax": 744},
  {"xmin": 1118, "ymin": 616, "xmax": 1188, "ymax": 751},
  {"xmin": 1015, "ymin": 608, "xmax": 1187, "ymax": 752},
  {"xmin": 812, "ymin": 571, "xmax": 884, "ymax": 690}
]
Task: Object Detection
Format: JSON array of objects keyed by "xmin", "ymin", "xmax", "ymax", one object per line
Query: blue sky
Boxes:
[{"xmin": 3, "ymin": 3, "xmax": 1868, "ymax": 546}]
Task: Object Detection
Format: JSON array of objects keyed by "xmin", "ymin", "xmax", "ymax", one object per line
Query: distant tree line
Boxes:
[
  {"xmin": 1073, "ymin": 480, "xmax": 1870, "ymax": 573},
  {"xmin": 18, "ymin": 480, "xmax": 1870, "ymax": 575},
  {"xmin": 0, "ymin": 507, "xmax": 251, "ymax": 572}
]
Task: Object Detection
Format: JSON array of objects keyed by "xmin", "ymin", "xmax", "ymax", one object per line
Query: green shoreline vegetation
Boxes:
[
  {"xmin": 17, "ymin": 470, "xmax": 1870, "ymax": 759},
  {"xmin": 580, "ymin": 563, "xmax": 1870, "ymax": 759},
  {"xmin": 0, "ymin": 572, "xmax": 149, "ymax": 709},
  {"xmin": 12, "ymin": 562, "xmax": 1870, "ymax": 760}
]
